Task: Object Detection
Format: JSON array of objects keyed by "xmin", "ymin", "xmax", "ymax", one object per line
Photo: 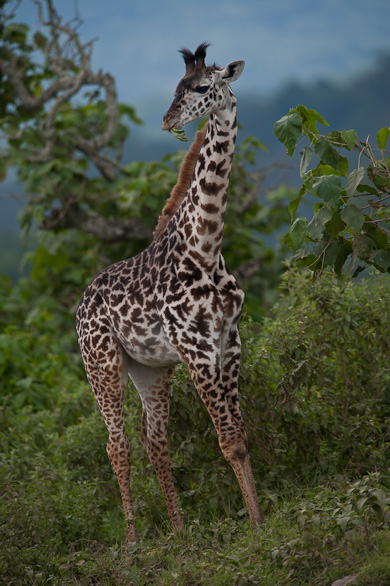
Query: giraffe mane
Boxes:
[{"xmin": 153, "ymin": 122, "xmax": 208, "ymax": 240}]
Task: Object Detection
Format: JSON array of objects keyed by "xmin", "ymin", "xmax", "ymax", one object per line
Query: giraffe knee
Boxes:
[
  {"xmin": 221, "ymin": 440, "xmax": 248, "ymax": 464},
  {"xmin": 233, "ymin": 444, "xmax": 248, "ymax": 460},
  {"xmin": 106, "ymin": 437, "xmax": 131, "ymax": 478}
]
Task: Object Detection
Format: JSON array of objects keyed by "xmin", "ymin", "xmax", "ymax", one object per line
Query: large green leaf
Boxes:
[
  {"xmin": 300, "ymin": 146, "xmax": 312, "ymax": 178},
  {"xmin": 377, "ymin": 127, "xmax": 390, "ymax": 150},
  {"xmin": 355, "ymin": 234, "xmax": 376, "ymax": 260},
  {"xmin": 314, "ymin": 137, "xmax": 339, "ymax": 168},
  {"xmin": 346, "ymin": 167, "xmax": 365, "ymax": 197},
  {"xmin": 288, "ymin": 187, "xmax": 305, "ymax": 218},
  {"xmin": 324, "ymin": 211, "xmax": 346, "ymax": 237},
  {"xmin": 290, "ymin": 217, "xmax": 307, "ymax": 248},
  {"xmin": 307, "ymin": 207, "xmax": 332, "ymax": 240},
  {"xmin": 294, "ymin": 105, "xmax": 328, "ymax": 134},
  {"xmin": 273, "ymin": 113, "xmax": 303, "ymax": 156},
  {"xmin": 341, "ymin": 129, "xmax": 358, "ymax": 150},
  {"xmin": 334, "ymin": 239, "xmax": 353, "ymax": 274},
  {"xmin": 340, "ymin": 204, "xmax": 365, "ymax": 234},
  {"xmin": 371, "ymin": 250, "xmax": 390, "ymax": 271},
  {"xmin": 312, "ymin": 175, "xmax": 343, "ymax": 210}
]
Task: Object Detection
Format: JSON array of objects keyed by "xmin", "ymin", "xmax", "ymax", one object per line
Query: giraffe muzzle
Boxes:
[{"xmin": 162, "ymin": 111, "xmax": 182, "ymax": 131}]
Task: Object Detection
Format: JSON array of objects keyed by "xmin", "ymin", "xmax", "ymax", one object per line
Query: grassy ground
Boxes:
[
  {"xmin": 2, "ymin": 271, "xmax": 390, "ymax": 585},
  {"xmin": 2, "ymin": 476, "xmax": 390, "ymax": 586}
]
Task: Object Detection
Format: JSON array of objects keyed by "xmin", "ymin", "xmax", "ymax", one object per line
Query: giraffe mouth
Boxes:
[{"xmin": 162, "ymin": 119, "xmax": 182, "ymax": 131}]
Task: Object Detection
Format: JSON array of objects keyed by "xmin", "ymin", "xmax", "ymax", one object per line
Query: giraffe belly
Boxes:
[{"xmin": 118, "ymin": 326, "xmax": 181, "ymax": 368}]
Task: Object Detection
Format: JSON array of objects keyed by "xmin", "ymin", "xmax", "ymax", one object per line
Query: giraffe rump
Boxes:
[{"xmin": 153, "ymin": 122, "xmax": 208, "ymax": 239}]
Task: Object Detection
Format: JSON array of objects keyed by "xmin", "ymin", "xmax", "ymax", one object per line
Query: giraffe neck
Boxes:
[{"xmin": 177, "ymin": 95, "xmax": 237, "ymax": 271}]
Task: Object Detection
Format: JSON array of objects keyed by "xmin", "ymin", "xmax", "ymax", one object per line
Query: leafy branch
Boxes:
[{"xmin": 274, "ymin": 104, "xmax": 390, "ymax": 277}]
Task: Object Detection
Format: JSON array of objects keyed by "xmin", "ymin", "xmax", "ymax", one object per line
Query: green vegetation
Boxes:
[
  {"xmin": 274, "ymin": 105, "xmax": 390, "ymax": 278},
  {"xmin": 1, "ymin": 270, "xmax": 390, "ymax": 585},
  {"xmin": 1, "ymin": 2, "xmax": 390, "ymax": 585}
]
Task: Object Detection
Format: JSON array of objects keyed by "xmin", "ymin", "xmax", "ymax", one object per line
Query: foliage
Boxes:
[
  {"xmin": 166, "ymin": 269, "xmax": 390, "ymax": 503},
  {"xmin": 1, "ymin": 3, "xmax": 390, "ymax": 585},
  {"xmin": 274, "ymin": 104, "xmax": 390, "ymax": 278},
  {"xmin": 1, "ymin": 268, "xmax": 390, "ymax": 583},
  {"xmin": 0, "ymin": 1, "xmax": 292, "ymax": 319}
]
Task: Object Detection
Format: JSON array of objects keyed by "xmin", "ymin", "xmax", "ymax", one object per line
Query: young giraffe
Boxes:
[{"xmin": 76, "ymin": 42, "xmax": 264, "ymax": 543}]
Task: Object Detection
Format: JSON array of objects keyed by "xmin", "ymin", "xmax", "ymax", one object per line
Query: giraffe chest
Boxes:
[{"xmin": 154, "ymin": 254, "xmax": 244, "ymax": 357}]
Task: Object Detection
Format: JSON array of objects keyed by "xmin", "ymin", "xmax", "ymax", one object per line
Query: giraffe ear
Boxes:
[{"xmin": 220, "ymin": 60, "xmax": 245, "ymax": 83}]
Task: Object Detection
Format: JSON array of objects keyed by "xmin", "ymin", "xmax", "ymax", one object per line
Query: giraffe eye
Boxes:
[{"xmin": 195, "ymin": 85, "xmax": 209, "ymax": 95}]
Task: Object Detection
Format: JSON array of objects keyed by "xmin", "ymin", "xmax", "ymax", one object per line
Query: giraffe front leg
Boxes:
[
  {"xmin": 221, "ymin": 328, "xmax": 265, "ymax": 527},
  {"xmin": 187, "ymin": 339, "xmax": 264, "ymax": 528}
]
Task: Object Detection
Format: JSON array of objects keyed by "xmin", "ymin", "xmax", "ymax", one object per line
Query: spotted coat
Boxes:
[{"xmin": 76, "ymin": 42, "xmax": 264, "ymax": 543}]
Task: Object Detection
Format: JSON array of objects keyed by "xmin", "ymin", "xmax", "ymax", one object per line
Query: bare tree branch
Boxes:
[
  {"xmin": 41, "ymin": 203, "xmax": 152, "ymax": 242},
  {"xmin": 234, "ymin": 255, "xmax": 264, "ymax": 286},
  {"xmin": 0, "ymin": 0, "xmax": 122, "ymax": 178}
]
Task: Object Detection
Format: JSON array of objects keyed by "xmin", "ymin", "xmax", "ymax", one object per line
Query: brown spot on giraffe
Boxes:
[{"xmin": 76, "ymin": 42, "xmax": 264, "ymax": 544}]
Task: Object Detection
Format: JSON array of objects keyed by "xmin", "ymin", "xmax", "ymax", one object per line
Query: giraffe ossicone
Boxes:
[{"xmin": 76, "ymin": 42, "xmax": 264, "ymax": 544}]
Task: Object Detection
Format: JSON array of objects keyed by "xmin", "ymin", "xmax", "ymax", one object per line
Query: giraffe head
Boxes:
[{"xmin": 162, "ymin": 42, "xmax": 245, "ymax": 131}]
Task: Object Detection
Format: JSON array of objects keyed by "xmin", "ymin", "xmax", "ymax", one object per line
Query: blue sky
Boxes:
[{"xmin": 12, "ymin": 0, "xmax": 390, "ymax": 120}]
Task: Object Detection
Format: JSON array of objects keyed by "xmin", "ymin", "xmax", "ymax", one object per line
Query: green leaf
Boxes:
[
  {"xmin": 364, "ymin": 222, "xmax": 389, "ymax": 249},
  {"xmin": 307, "ymin": 207, "xmax": 332, "ymax": 240},
  {"xmin": 356, "ymin": 183, "xmax": 381, "ymax": 197},
  {"xmin": 368, "ymin": 161, "xmax": 390, "ymax": 191},
  {"xmin": 290, "ymin": 217, "xmax": 307, "ymax": 248},
  {"xmin": 33, "ymin": 31, "xmax": 47, "ymax": 49},
  {"xmin": 377, "ymin": 127, "xmax": 390, "ymax": 150},
  {"xmin": 314, "ymin": 137, "xmax": 339, "ymax": 168},
  {"xmin": 318, "ymin": 164, "xmax": 340, "ymax": 176},
  {"xmin": 341, "ymin": 129, "xmax": 358, "ymax": 150},
  {"xmin": 312, "ymin": 239, "xmax": 339, "ymax": 268},
  {"xmin": 371, "ymin": 250, "xmax": 390, "ymax": 271},
  {"xmin": 324, "ymin": 211, "xmax": 346, "ymax": 237},
  {"xmin": 340, "ymin": 205, "xmax": 365, "ymax": 234},
  {"xmin": 334, "ymin": 239, "xmax": 353, "ymax": 274},
  {"xmin": 295, "ymin": 105, "xmax": 328, "ymax": 134},
  {"xmin": 312, "ymin": 174, "xmax": 343, "ymax": 210},
  {"xmin": 346, "ymin": 167, "xmax": 365, "ymax": 197},
  {"xmin": 354, "ymin": 234, "xmax": 376, "ymax": 260},
  {"xmin": 293, "ymin": 249, "xmax": 318, "ymax": 269},
  {"xmin": 288, "ymin": 187, "xmax": 305, "ymax": 217},
  {"xmin": 273, "ymin": 113, "xmax": 303, "ymax": 156},
  {"xmin": 323, "ymin": 240, "xmax": 339, "ymax": 266},
  {"xmin": 300, "ymin": 146, "xmax": 312, "ymax": 178},
  {"xmin": 338, "ymin": 156, "xmax": 349, "ymax": 177}
]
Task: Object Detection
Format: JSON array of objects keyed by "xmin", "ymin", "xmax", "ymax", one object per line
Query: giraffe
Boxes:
[{"xmin": 76, "ymin": 42, "xmax": 264, "ymax": 543}]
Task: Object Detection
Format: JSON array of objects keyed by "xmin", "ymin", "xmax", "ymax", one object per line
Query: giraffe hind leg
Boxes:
[
  {"xmin": 79, "ymin": 327, "xmax": 139, "ymax": 543},
  {"xmin": 128, "ymin": 360, "xmax": 184, "ymax": 533}
]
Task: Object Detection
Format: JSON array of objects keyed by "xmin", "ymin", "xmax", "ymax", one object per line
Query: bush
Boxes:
[
  {"xmin": 1, "ymin": 268, "xmax": 390, "ymax": 583},
  {"xmin": 240, "ymin": 269, "xmax": 390, "ymax": 483},
  {"xmin": 164, "ymin": 269, "xmax": 390, "ymax": 517}
]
